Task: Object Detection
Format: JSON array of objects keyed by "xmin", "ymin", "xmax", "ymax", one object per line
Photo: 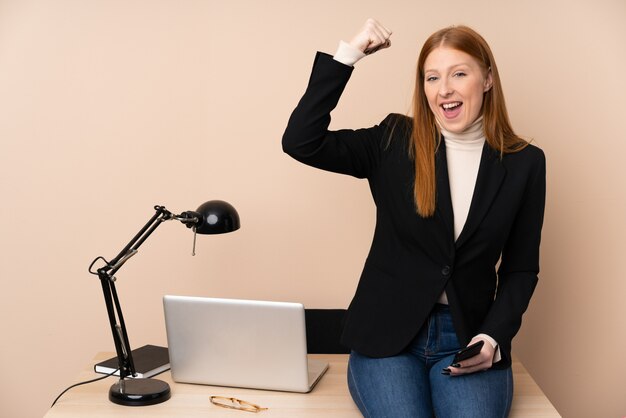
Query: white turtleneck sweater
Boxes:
[
  {"xmin": 333, "ymin": 42, "xmax": 501, "ymax": 362},
  {"xmin": 441, "ymin": 118, "xmax": 485, "ymax": 241}
]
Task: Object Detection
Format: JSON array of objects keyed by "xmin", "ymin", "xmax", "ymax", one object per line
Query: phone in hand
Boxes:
[{"xmin": 452, "ymin": 340, "xmax": 484, "ymax": 364}]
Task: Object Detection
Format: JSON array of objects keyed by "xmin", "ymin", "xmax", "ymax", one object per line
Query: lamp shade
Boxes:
[{"xmin": 193, "ymin": 200, "xmax": 240, "ymax": 235}]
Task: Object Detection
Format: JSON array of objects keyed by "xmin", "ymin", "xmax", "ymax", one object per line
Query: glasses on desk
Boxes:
[{"xmin": 209, "ymin": 396, "xmax": 268, "ymax": 413}]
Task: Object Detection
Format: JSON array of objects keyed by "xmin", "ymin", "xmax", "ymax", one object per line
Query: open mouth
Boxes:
[{"xmin": 441, "ymin": 102, "xmax": 463, "ymax": 119}]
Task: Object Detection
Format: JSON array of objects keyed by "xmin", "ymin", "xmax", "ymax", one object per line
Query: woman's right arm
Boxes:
[{"xmin": 281, "ymin": 19, "xmax": 392, "ymax": 179}]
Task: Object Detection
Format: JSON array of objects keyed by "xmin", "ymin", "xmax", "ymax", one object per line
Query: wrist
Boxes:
[
  {"xmin": 333, "ymin": 40, "xmax": 366, "ymax": 66},
  {"xmin": 474, "ymin": 334, "xmax": 502, "ymax": 363}
]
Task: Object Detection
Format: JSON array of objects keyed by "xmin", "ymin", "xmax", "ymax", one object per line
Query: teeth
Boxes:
[{"xmin": 442, "ymin": 102, "xmax": 461, "ymax": 110}]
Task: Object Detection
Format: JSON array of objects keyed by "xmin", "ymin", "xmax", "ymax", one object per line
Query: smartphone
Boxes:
[{"xmin": 452, "ymin": 340, "xmax": 484, "ymax": 364}]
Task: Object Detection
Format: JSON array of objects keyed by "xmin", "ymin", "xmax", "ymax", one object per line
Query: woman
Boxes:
[{"xmin": 282, "ymin": 19, "xmax": 545, "ymax": 417}]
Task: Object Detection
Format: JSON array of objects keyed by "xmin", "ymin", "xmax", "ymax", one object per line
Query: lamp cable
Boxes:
[{"xmin": 50, "ymin": 368, "xmax": 119, "ymax": 408}]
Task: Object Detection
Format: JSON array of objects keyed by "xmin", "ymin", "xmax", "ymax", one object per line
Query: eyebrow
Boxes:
[{"xmin": 424, "ymin": 62, "xmax": 472, "ymax": 73}]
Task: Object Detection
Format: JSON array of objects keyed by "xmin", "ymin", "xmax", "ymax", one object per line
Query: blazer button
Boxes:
[{"xmin": 441, "ymin": 266, "xmax": 451, "ymax": 277}]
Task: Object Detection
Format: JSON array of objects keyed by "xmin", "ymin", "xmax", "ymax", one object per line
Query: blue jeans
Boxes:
[{"xmin": 347, "ymin": 304, "xmax": 513, "ymax": 418}]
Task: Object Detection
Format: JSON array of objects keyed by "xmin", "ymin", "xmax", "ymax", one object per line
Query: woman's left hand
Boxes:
[{"xmin": 447, "ymin": 336, "xmax": 495, "ymax": 376}]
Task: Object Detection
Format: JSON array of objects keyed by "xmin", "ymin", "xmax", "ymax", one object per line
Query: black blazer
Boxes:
[{"xmin": 282, "ymin": 52, "xmax": 546, "ymax": 369}]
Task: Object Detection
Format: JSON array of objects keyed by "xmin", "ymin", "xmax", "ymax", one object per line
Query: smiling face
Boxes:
[{"xmin": 423, "ymin": 46, "xmax": 493, "ymax": 134}]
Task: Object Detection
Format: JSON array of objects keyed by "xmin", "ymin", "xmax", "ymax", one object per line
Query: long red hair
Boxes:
[{"xmin": 411, "ymin": 25, "xmax": 528, "ymax": 217}]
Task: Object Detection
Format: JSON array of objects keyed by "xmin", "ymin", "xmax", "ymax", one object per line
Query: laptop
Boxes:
[{"xmin": 163, "ymin": 295, "xmax": 329, "ymax": 393}]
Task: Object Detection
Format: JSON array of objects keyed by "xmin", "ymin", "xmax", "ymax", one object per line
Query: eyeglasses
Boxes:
[{"xmin": 209, "ymin": 396, "xmax": 268, "ymax": 413}]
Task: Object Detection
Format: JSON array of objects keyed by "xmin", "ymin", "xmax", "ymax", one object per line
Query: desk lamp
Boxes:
[{"xmin": 88, "ymin": 200, "xmax": 240, "ymax": 406}]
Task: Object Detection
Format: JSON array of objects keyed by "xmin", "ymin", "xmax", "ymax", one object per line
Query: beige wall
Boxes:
[{"xmin": 1, "ymin": 1, "xmax": 624, "ymax": 417}]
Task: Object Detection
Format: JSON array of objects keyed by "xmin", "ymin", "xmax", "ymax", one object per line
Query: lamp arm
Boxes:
[
  {"xmin": 95, "ymin": 205, "xmax": 173, "ymax": 380},
  {"xmin": 98, "ymin": 274, "xmax": 135, "ymax": 379},
  {"xmin": 105, "ymin": 206, "xmax": 172, "ymax": 276}
]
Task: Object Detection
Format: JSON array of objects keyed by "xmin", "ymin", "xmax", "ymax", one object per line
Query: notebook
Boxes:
[
  {"xmin": 94, "ymin": 344, "xmax": 169, "ymax": 378},
  {"xmin": 163, "ymin": 295, "xmax": 329, "ymax": 393}
]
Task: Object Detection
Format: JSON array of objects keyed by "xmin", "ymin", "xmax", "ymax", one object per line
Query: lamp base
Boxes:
[{"xmin": 109, "ymin": 378, "xmax": 171, "ymax": 406}]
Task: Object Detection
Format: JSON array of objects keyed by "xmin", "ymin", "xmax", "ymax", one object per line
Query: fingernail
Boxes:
[{"xmin": 452, "ymin": 363, "xmax": 461, "ymax": 368}]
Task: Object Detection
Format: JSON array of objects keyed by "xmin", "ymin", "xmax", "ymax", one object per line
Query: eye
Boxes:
[
  {"xmin": 425, "ymin": 75, "xmax": 439, "ymax": 82},
  {"xmin": 453, "ymin": 72, "xmax": 467, "ymax": 78}
]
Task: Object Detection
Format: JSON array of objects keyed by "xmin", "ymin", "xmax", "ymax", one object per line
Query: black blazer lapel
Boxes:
[
  {"xmin": 455, "ymin": 143, "xmax": 506, "ymax": 249},
  {"xmin": 435, "ymin": 140, "xmax": 455, "ymax": 243}
]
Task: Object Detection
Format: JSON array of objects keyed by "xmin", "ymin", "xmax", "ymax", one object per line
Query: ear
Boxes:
[{"xmin": 484, "ymin": 68, "xmax": 493, "ymax": 92}]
